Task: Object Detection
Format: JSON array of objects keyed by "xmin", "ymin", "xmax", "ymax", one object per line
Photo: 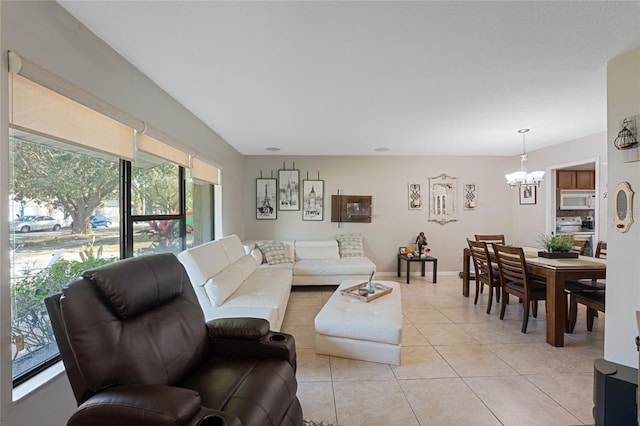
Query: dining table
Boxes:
[{"xmin": 461, "ymin": 246, "xmax": 606, "ymax": 347}]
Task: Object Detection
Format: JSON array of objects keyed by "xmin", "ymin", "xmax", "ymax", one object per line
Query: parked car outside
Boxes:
[
  {"xmin": 9, "ymin": 215, "xmax": 64, "ymax": 233},
  {"xmin": 89, "ymin": 215, "xmax": 112, "ymax": 228}
]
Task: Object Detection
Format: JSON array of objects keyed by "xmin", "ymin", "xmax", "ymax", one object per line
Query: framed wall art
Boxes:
[
  {"xmin": 408, "ymin": 183, "xmax": 423, "ymax": 210},
  {"xmin": 278, "ymin": 169, "xmax": 300, "ymax": 211},
  {"xmin": 463, "ymin": 183, "xmax": 477, "ymax": 209},
  {"xmin": 302, "ymin": 180, "xmax": 324, "ymax": 221},
  {"xmin": 519, "ymin": 185, "xmax": 537, "ymax": 205},
  {"xmin": 429, "ymin": 174, "xmax": 458, "ymax": 224},
  {"xmin": 256, "ymin": 178, "xmax": 277, "ymax": 219}
]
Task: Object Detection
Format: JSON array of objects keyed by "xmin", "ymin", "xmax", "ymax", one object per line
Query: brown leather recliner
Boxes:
[{"xmin": 45, "ymin": 252, "xmax": 303, "ymax": 426}]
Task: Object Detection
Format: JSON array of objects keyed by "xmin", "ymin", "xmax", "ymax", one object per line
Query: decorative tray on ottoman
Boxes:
[{"xmin": 340, "ymin": 282, "xmax": 393, "ymax": 302}]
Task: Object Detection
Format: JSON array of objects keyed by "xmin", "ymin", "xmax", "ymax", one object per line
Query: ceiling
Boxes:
[{"xmin": 57, "ymin": 1, "xmax": 640, "ymax": 157}]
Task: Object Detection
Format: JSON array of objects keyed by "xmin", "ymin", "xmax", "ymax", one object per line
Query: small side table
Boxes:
[{"xmin": 397, "ymin": 254, "xmax": 438, "ymax": 284}]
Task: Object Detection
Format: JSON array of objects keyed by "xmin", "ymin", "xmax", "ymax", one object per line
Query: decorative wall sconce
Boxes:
[
  {"xmin": 614, "ymin": 116, "xmax": 640, "ymax": 163},
  {"xmin": 614, "ymin": 118, "xmax": 638, "ymax": 150}
]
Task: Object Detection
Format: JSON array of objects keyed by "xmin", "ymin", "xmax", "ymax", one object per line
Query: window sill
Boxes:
[{"xmin": 13, "ymin": 361, "xmax": 66, "ymax": 402}]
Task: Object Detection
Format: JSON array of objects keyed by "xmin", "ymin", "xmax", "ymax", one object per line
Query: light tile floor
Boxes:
[{"xmin": 282, "ymin": 275, "xmax": 604, "ymax": 426}]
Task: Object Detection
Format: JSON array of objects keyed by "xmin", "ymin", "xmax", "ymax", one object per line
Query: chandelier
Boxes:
[{"xmin": 505, "ymin": 129, "xmax": 545, "ymax": 188}]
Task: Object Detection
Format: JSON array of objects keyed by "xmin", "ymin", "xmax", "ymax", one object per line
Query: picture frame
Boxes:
[
  {"xmin": 256, "ymin": 178, "xmax": 277, "ymax": 219},
  {"xmin": 463, "ymin": 183, "xmax": 477, "ymax": 209},
  {"xmin": 408, "ymin": 182, "xmax": 422, "ymax": 210},
  {"xmin": 429, "ymin": 174, "xmax": 458, "ymax": 224},
  {"xmin": 278, "ymin": 169, "xmax": 300, "ymax": 211},
  {"xmin": 519, "ymin": 185, "xmax": 537, "ymax": 205},
  {"xmin": 302, "ymin": 180, "xmax": 324, "ymax": 221},
  {"xmin": 399, "ymin": 246, "xmax": 407, "ymax": 255}
]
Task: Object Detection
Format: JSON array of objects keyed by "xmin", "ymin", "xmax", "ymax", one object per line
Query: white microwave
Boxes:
[{"xmin": 560, "ymin": 190, "xmax": 596, "ymax": 210}]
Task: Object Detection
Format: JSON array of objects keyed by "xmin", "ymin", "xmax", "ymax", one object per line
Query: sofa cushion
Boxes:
[
  {"xmin": 219, "ymin": 235, "xmax": 246, "ymax": 265},
  {"xmin": 293, "ymin": 257, "xmax": 375, "ymax": 276},
  {"xmin": 256, "ymin": 241, "xmax": 294, "ymax": 265},
  {"xmin": 336, "ymin": 233, "xmax": 366, "ymax": 257},
  {"xmin": 177, "ymin": 240, "xmax": 230, "ymax": 286},
  {"xmin": 222, "ymin": 268, "xmax": 292, "ymax": 327},
  {"xmin": 235, "ymin": 254, "xmax": 258, "ymax": 280},
  {"xmin": 250, "ymin": 248, "xmax": 264, "ymax": 265},
  {"xmin": 295, "ymin": 240, "xmax": 340, "ymax": 260},
  {"xmin": 204, "ymin": 264, "xmax": 244, "ymax": 306}
]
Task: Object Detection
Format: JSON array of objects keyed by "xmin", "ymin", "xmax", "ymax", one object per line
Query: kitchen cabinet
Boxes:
[{"xmin": 557, "ymin": 170, "xmax": 595, "ymax": 189}]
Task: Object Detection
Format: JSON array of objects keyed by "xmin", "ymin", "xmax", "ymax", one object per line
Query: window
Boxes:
[
  {"xmin": 9, "ymin": 133, "xmax": 121, "ymax": 383},
  {"xmin": 8, "ymin": 62, "xmax": 219, "ymax": 386}
]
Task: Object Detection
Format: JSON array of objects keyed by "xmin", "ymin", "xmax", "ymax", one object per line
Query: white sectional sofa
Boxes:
[
  {"xmin": 177, "ymin": 234, "xmax": 376, "ymax": 331},
  {"xmin": 244, "ymin": 237, "xmax": 376, "ymax": 286}
]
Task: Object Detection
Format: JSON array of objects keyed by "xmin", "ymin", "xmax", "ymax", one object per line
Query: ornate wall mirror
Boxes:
[
  {"xmin": 614, "ymin": 181, "xmax": 634, "ymax": 233},
  {"xmin": 429, "ymin": 174, "xmax": 458, "ymax": 224}
]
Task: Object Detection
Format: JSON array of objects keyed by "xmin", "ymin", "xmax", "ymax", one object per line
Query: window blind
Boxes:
[
  {"xmin": 191, "ymin": 157, "xmax": 220, "ymax": 185},
  {"xmin": 136, "ymin": 132, "xmax": 190, "ymax": 168}
]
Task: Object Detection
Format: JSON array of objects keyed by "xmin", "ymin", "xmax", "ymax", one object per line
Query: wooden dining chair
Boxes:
[
  {"xmin": 467, "ymin": 239, "xmax": 501, "ymax": 314},
  {"xmin": 564, "ymin": 240, "xmax": 606, "ymax": 331},
  {"xmin": 567, "ymin": 290, "xmax": 605, "ymax": 333},
  {"xmin": 474, "ymin": 234, "xmax": 506, "ymax": 245},
  {"xmin": 565, "ymin": 240, "xmax": 606, "ymax": 292},
  {"xmin": 493, "ymin": 244, "xmax": 547, "ymax": 333},
  {"xmin": 570, "ymin": 238, "xmax": 590, "ymax": 255},
  {"xmin": 472, "ymin": 234, "xmax": 505, "ymax": 294}
]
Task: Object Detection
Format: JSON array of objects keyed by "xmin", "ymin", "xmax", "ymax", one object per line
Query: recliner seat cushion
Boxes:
[{"xmin": 180, "ymin": 357, "xmax": 298, "ymax": 425}]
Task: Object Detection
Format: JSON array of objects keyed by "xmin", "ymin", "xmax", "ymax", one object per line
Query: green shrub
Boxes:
[{"xmin": 11, "ymin": 249, "xmax": 115, "ymax": 365}]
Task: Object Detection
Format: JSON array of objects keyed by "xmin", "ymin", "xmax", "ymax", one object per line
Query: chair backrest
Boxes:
[
  {"xmin": 493, "ymin": 244, "xmax": 531, "ymax": 291},
  {"xmin": 595, "ymin": 241, "xmax": 607, "ymax": 259},
  {"xmin": 467, "ymin": 239, "xmax": 495, "ymax": 285},
  {"xmin": 45, "ymin": 253, "xmax": 210, "ymax": 405},
  {"xmin": 570, "ymin": 238, "xmax": 590, "ymax": 255},
  {"xmin": 475, "ymin": 234, "xmax": 506, "ymax": 245}
]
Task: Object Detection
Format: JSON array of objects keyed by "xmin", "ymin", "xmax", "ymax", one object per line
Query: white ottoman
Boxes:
[{"xmin": 314, "ymin": 280, "xmax": 402, "ymax": 365}]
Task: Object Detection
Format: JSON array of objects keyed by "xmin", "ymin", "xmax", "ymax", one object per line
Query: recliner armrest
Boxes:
[
  {"xmin": 207, "ymin": 318, "xmax": 297, "ymax": 370},
  {"xmin": 207, "ymin": 317, "xmax": 270, "ymax": 340},
  {"xmin": 68, "ymin": 384, "xmax": 237, "ymax": 426}
]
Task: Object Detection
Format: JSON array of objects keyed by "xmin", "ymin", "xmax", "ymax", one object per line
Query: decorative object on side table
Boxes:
[
  {"xmin": 537, "ymin": 233, "xmax": 578, "ymax": 258},
  {"xmin": 415, "ymin": 232, "xmax": 427, "ymax": 252}
]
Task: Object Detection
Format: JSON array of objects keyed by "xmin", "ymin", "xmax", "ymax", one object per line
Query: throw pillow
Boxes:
[
  {"xmin": 255, "ymin": 240, "xmax": 293, "ymax": 265},
  {"xmin": 336, "ymin": 233, "xmax": 366, "ymax": 257}
]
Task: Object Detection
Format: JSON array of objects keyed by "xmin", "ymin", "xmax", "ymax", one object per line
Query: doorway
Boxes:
[{"xmin": 545, "ymin": 158, "xmax": 600, "ymax": 255}]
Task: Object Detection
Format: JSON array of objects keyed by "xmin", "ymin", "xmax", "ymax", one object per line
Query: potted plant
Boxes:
[{"xmin": 537, "ymin": 233, "xmax": 579, "ymax": 258}]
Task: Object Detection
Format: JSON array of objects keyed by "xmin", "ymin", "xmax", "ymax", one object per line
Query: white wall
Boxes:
[
  {"xmin": 604, "ymin": 46, "xmax": 640, "ymax": 368},
  {"xmin": 244, "ymin": 155, "xmax": 515, "ymax": 273},
  {"xmin": 0, "ymin": 2, "xmax": 245, "ymax": 425},
  {"xmin": 516, "ymin": 132, "xmax": 607, "ymax": 245}
]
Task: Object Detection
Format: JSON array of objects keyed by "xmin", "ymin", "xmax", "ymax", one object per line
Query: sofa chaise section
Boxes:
[{"xmin": 178, "ymin": 235, "xmax": 292, "ymax": 331}]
